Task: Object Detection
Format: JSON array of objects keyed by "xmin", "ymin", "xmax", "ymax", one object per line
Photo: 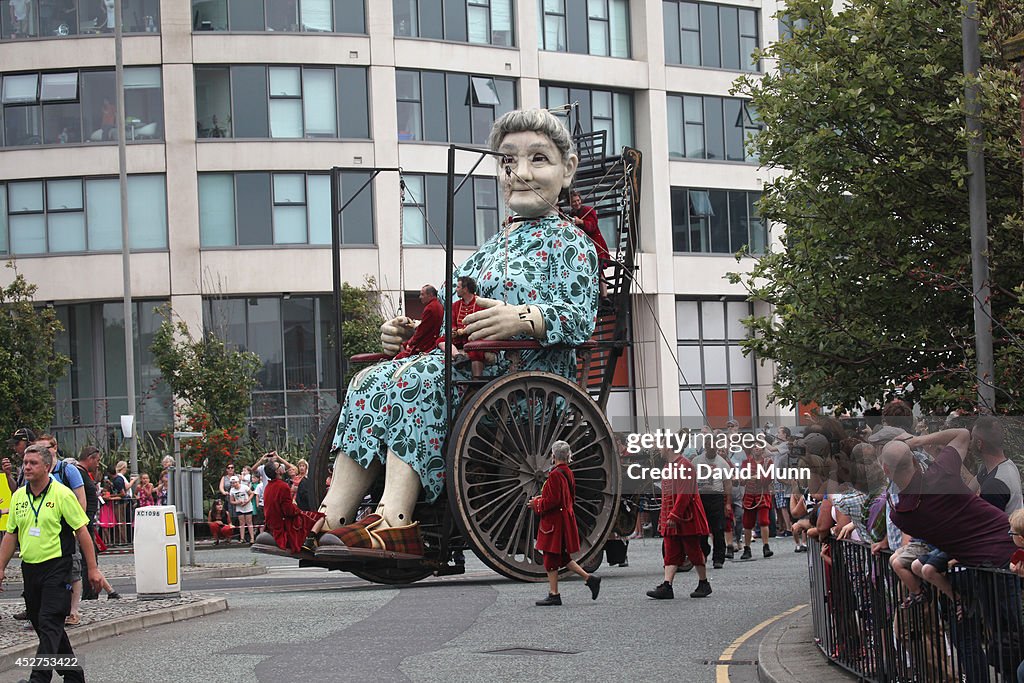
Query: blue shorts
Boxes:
[{"xmin": 922, "ymin": 548, "xmax": 949, "ymax": 573}]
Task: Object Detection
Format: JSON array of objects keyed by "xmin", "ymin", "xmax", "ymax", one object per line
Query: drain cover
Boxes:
[{"xmin": 485, "ymin": 647, "xmax": 580, "ymax": 656}]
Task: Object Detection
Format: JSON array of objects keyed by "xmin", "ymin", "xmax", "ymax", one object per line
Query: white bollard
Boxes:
[{"xmin": 133, "ymin": 504, "xmax": 181, "ymax": 599}]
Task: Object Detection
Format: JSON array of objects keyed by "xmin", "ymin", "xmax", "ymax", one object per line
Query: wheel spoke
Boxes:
[{"xmin": 488, "ymin": 398, "xmax": 531, "ymax": 466}]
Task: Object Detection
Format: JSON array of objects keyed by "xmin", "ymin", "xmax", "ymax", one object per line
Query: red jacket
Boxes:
[
  {"xmin": 573, "ymin": 205, "xmax": 609, "ymax": 260},
  {"xmin": 437, "ymin": 296, "xmax": 480, "ymax": 347},
  {"xmin": 263, "ymin": 478, "xmax": 320, "ymax": 553},
  {"xmin": 659, "ymin": 456, "xmax": 709, "ymax": 537},
  {"xmin": 742, "ymin": 456, "xmax": 774, "ymax": 497},
  {"xmin": 396, "ymin": 297, "xmax": 443, "ymax": 358},
  {"xmin": 531, "ymin": 463, "xmax": 581, "ymax": 555}
]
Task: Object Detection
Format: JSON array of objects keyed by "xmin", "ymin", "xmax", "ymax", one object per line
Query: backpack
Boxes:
[{"xmin": 75, "ymin": 464, "xmax": 99, "ymax": 521}]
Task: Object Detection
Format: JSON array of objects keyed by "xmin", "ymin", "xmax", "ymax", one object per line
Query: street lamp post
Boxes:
[
  {"xmin": 113, "ymin": 0, "xmax": 138, "ymax": 475},
  {"xmin": 962, "ymin": 1, "xmax": 995, "ymax": 411}
]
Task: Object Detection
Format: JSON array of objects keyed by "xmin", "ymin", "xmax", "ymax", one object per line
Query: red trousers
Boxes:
[
  {"xmin": 209, "ymin": 522, "xmax": 234, "ymax": 540},
  {"xmin": 663, "ymin": 535, "xmax": 706, "ymax": 567},
  {"xmin": 543, "ymin": 551, "xmax": 572, "ymax": 571},
  {"xmin": 742, "ymin": 493, "xmax": 771, "ymax": 529}
]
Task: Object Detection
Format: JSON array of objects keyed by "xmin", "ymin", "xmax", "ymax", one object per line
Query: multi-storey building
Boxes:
[{"xmin": 0, "ymin": 0, "xmax": 791, "ymax": 450}]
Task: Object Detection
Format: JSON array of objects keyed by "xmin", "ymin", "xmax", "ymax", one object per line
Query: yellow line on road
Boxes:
[{"xmin": 715, "ymin": 603, "xmax": 807, "ymax": 683}]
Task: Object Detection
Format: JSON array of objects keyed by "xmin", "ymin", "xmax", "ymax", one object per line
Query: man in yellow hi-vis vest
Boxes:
[{"xmin": 0, "ymin": 444, "xmax": 105, "ymax": 683}]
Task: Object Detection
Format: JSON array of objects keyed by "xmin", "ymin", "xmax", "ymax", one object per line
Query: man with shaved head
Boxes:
[
  {"xmin": 884, "ymin": 428, "xmax": 1015, "ymax": 567},
  {"xmin": 885, "ymin": 428, "xmax": 1020, "ymax": 681}
]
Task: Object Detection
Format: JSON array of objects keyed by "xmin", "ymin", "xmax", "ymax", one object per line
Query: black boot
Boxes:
[
  {"xmin": 740, "ymin": 545, "xmax": 752, "ymax": 560},
  {"xmin": 301, "ymin": 533, "xmax": 321, "ymax": 553},
  {"xmin": 585, "ymin": 575, "xmax": 602, "ymax": 600},
  {"xmin": 763, "ymin": 544, "xmax": 774, "ymax": 558},
  {"xmin": 690, "ymin": 580, "xmax": 712, "ymax": 598},
  {"xmin": 536, "ymin": 593, "xmax": 562, "ymax": 606},
  {"xmin": 646, "ymin": 581, "xmax": 674, "ymax": 600}
]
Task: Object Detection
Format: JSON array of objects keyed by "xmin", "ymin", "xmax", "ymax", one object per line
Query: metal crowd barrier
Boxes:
[
  {"xmin": 96, "ymin": 498, "xmax": 140, "ymax": 548},
  {"xmin": 807, "ymin": 536, "xmax": 1023, "ymax": 682}
]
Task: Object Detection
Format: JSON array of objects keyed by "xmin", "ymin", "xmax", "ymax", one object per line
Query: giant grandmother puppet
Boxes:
[{"xmin": 312, "ymin": 108, "xmax": 599, "ymax": 556}]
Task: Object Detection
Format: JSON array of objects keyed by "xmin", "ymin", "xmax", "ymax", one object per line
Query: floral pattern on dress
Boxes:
[{"xmin": 332, "ymin": 214, "xmax": 599, "ymax": 502}]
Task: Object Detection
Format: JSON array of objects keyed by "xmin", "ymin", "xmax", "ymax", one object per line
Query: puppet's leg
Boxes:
[
  {"xmin": 375, "ymin": 451, "xmax": 420, "ymax": 527},
  {"xmin": 318, "ymin": 451, "xmax": 381, "ymax": 528}
]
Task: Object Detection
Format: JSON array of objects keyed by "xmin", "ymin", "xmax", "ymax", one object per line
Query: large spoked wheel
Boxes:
[{"xmin": 447, "ymin": 371, "xmax": 619, "ymax": 582}]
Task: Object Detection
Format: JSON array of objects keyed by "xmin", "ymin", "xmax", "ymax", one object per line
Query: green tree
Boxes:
[
  {"xmin": 339, "ymin": 276, "xmax": 387, "ymax": 383},
  {"xmin": 0, "ymin": 267, "xmax": 70, "ymax": 436},
  {"xmin": 731, "ymin": 0, "xmax": 1024, "ymax": 413},
  {"xmin": 150, "ymin": 306, "xmax": 261, "ymax": 493}
]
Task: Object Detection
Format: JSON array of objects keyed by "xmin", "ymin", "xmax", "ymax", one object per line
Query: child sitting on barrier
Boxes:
[{"xmin": 889, "ymin": 534, "xmax": 934, "ymax": 607}]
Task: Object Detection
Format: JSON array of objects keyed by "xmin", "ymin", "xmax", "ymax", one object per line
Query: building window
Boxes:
[
  {"xmin": 52, "ymin": 299, "xmax": 171, "ymax": 453},
  {"xmin": 396, "ymin": 70, "xmax": 516, "ymax": 144},
  {"xmin": 667, "ymin": 93, "xmax": 759, "ymax": 162},
  {"xmin": 538, "ymin": 0, "xmax": 629, "ymax": 57},
  {"xmin": 664, "ymin": 1, "xmax": 759, "ymax": 71},
  {"xmin": 401, "ymin": 173, "xmax": 499, "ymax": 247},
  {"xmin": 670, "ymin": 187, "xmax": 764, "ymax": 254},
  {"xmin": 540, "ymin": 83, "xmax": 633, "ymax": 150},
  {"xmin": 191, "ymin": 0, "xmax": 364, "ymax": 33},
  {"xmin": 1, "ymin": 67, "xmax": 163, "ymax": 148},
  {"xmin": 676, "ymin": 299, "xmax": 755, "ymax": 428},
  {"xmin": 0, "ymin": 175, "xmax": 167, "ymax": 256},
  {"xmin": 194, "ymin": 65, "xmax": 368, "ymax": 140},
  {"xmin": 199, "ymin": 171, "xmax": 373, "ymax": 247},
  {"xmin": 203, "ymin": 295, "xmax": 339, "ymax": 443},
  {"xmin": 394, "ymin": 0, "xmax": 514, "ymax": 46},
  {"xmin": 0, "ymin": 0, "xmax": 160, "ymax": 41}
]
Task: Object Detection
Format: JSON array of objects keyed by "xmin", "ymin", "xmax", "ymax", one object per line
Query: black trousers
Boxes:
[
  {"xmin": 22, "ymin": 556, "xmax": 84, "ymax": 683},
  {"xmin": 699, "ymin": 493, "xmax": 727, "ymax": 564}
]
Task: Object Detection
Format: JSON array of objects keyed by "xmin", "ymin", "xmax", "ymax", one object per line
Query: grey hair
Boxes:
[
  {"xmin": 488, "ymin": 108, "xmax": 576, "ymax": 160},
  {"xmin": 551, "ymin": 440, "xmax": 572, "ymax": 463},
  {"xmin": 24, "ymin": 444, "xmax": 53, "ymax": 468}
]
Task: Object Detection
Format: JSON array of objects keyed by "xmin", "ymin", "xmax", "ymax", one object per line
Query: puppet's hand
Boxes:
[
  {"xmin": 464, "ymin": 298, "xmax": 546, "ymax": 341},
  {"xmin": 381, "ymin": 316, "xmax": 417, "ymax": 356}
]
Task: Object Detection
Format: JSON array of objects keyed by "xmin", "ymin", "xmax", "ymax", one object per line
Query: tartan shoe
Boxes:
[
  {"xmin": 369, "ymin": 522, "xmax": 425, "ymax": 556},
  {"xmin": 327, "ymin": 514, "xmax": 384, "ymax": 548}
]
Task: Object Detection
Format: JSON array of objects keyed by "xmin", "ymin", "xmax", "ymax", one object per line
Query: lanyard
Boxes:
[{"xmin": 28, "ymin": 481, "xmax": 51, "ymax": 526}]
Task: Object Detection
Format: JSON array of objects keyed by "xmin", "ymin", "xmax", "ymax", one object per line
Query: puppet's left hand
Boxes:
[{"xmin": 464, "ymin": 298, "xmax": 546, "ymax": 340}]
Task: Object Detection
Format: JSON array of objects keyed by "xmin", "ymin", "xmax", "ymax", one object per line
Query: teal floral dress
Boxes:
[{"xmin": 332, "ymin": 214, "xmax": 599, "ymax": 502}]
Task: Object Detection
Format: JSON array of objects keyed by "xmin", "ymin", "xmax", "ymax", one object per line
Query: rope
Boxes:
[{"xmin": 397, "ymin": 170, "xmax": 406, "ymax": 316}]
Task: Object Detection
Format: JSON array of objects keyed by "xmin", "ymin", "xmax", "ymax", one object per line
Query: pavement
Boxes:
[
  {"xmin": 0, "ymin": 551, "xmax": 262, "ymax": 676},
  {"xmin": 0, "ymin": 595, "xmax": 228, "ymax": 674},
  {"xmin": 757, "ymin": 606, "xmax": 857, "ymax": 683}
]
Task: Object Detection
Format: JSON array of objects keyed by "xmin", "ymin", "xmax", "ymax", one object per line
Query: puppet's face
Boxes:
[{"xmin": 498, "ymin": 131, "xmax": 577, "ymax": 218}]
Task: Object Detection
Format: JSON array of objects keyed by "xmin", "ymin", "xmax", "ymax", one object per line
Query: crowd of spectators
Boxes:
[
  {"xmin": 206, "ymin": 451, "xmax": 316, "ymax": 545},
  {"xmin": 786, "ymin": 403, "xmax": 1023, "ymax": 683}
]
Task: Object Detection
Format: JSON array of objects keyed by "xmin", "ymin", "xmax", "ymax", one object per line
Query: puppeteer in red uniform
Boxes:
[
  {"xmin": 436, "ymin": 276, "xmax": 485, "ymax": 364},
  {"xmin": 569, "ymin": 191, "xmax": 609, "ymax": 260},
  {"xmin": 528, "ymin": 441, "xmax": 600, "ymax": 606},
  {"xmin": 647, "ymin": 452, "xmax": 713, "ymax": 599},
  {"xmin": 395, "ymin": 286, "xmax": 444, "ymax": 359},
  {"xmin": 264, "ymin": 474, "xmax": 325, "ymax": 554},
  {"xmin": 531, "ymin": 461, "xmax": 581, "ymax": 568}
]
